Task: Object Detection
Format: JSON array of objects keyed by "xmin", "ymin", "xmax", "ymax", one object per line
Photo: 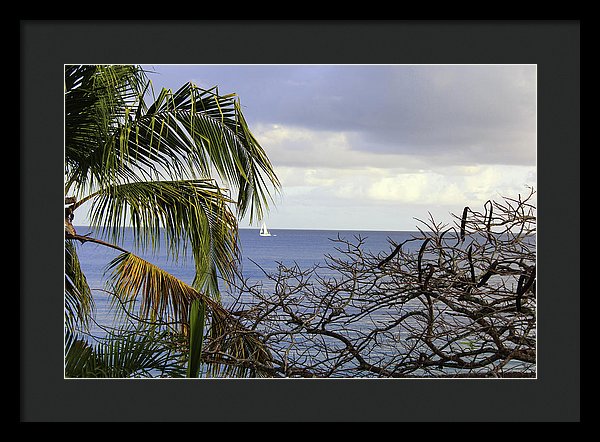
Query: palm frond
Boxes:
[
  {"xmin": 65, "ymin": 65, "xmax": 281, "ymax": 377},
  {"xmin": 106, "ymin": 251, "xmax": 202, "ymax": 329},
  {"xmin": 89, "ymin": 179, "xmax": 239, "ymax": 297},
  {"xmin": 65, "ymin": 64, "xmax": 149, "ymax": 195},
  {"xmin": 65, "ymin": 325, "xmax": 186, "ymax": 378},
  {"xmin": 66, "ymin": 69, "xmax": 280, "ymax": 223},
  {"xmin": 186, "ymin": 298, "xmax": 206, "ymax": 378},
  {"xmin": 64, "ymin": 331, "xmax": 100, "ymax": 378},
  {"xmin": 105, "ymin": 252, "xmax": 273, "ymax": 377},
  {"xmin": 65, "ymin": 239, "xmax": 94, "ymax": 331},
  {"xmin": 117, "ymin": 82, "xmax": 281, "ymax": 223}
]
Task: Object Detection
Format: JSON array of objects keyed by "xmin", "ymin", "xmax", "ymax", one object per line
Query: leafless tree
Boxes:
[{"xmin": 205, "ymin": 189, "xmax": 537, "ymax": 378}]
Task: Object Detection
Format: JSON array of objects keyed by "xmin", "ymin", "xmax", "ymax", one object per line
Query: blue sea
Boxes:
[
  {"xmin": 74, "ymin": 227, "xmax": 419, "ymax": 332},
  {"xmin": 71, "ymin": 226, "xmax": 535, "ymax": 377}
]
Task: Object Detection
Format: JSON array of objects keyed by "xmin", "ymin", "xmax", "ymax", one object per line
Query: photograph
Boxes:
[{"xmin": 64, "ymin": 63, "xmax": 537, "ymax": 379}]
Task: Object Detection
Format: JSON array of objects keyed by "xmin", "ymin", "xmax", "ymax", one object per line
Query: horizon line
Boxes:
[{"xmin": 72, "ymin": 224, "xmax": 424, "ymax": 233}]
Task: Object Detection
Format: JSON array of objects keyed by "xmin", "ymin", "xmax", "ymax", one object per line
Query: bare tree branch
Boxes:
[{"xmin": 213, "ymin": 191, "xmax": 536, "ymax": 378}]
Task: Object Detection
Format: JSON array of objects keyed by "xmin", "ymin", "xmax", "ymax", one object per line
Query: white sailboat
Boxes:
[{"xmin": 259, "ymin": 221, "xmax": 272, "ymax": 237}]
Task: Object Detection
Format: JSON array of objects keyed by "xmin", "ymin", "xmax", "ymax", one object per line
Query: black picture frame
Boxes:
[{"xmin": 21, "ymin": 20, "xmax": 580, "ymax": 422}]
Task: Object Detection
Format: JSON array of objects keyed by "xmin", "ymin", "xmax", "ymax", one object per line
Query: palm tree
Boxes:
[{"xmin": 64, "ymin": 65, "xmax": 280, "ymax": 377}]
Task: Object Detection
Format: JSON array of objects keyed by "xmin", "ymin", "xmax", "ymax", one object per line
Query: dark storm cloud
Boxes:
[{"xmin": 144, "ymin": 64, "xmax": 536, "ymax": 166}]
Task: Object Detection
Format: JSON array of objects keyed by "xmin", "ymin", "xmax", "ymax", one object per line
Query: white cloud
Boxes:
[
  {"xmin": 367, "ymin": 166, "xmax": 535, "ymax": 207},
  {"xmin": 264, "ymin": 162, "xmax": 536, "ymax": 229},
  {"xmin": 368, "ymin": 173, "xmax": 430, "ymax": 203},
  {"xmin": 143, "ymin": 65, "xmax": 538, "ymax": 230},
  {"xmin": 255, "ymin": 115, "xmax": 537, "ymax": 229},
  {"xmin": 304, "ymin": 169, "xmax": 336, "ymax": 187}
]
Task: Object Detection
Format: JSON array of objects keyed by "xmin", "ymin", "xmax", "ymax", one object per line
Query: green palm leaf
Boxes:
[
  {"xmin": 105, "ymin": 251, "xmax": 273, "ymax": 377},
  {"xmin": 64, "ymin": 332, "xmax": 99, "ymax": 378},
  {"xmin": 65, "ymin": 64, "xmax": 148, "ymax": 195},
  {"xmin": 186, "ymin": 298, "xmax": 206, "ymax": 378},
  {"xmin": 89, "ymin": 179, "xmax": 238, "ymax": 297},
  {"xmin": 118, "ymin": 81, "xmax": 280, "ymax": 222},
  {"xmin": 65, "ymin": 239, "xmax": 94, "ymax": 331},
  {"xmin": 65, "ymin": 325, "xmax": 186, "ymax": 378},
  {"xmin": 65, "ymin": 65, "xmax": 280, "ymax": 378},
  {"xmin": 66, "ymin": 67, "xmax": 280, "ymax": 224}
]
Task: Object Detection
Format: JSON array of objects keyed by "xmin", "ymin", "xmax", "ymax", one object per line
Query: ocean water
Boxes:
[
  {"xmin": 75, "ymin": 226, "xmax": 412, "ymax": 281},
  {"xmin": 73, "ymin": 227, "xmax": 417, "ymax": 331},
  {"xmin": 71, "ymin": 226, "xmax": 536, "ymax": 377}
]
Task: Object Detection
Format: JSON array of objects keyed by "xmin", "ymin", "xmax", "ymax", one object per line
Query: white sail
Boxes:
[{"xmin": 259, "ymin": 222, "xmax": 271, "ymax": 236}]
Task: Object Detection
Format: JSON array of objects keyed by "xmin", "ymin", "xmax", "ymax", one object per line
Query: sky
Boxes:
[{"xmin": 82, "ymin": 64, "xmax": 538, "ymax": 232}]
